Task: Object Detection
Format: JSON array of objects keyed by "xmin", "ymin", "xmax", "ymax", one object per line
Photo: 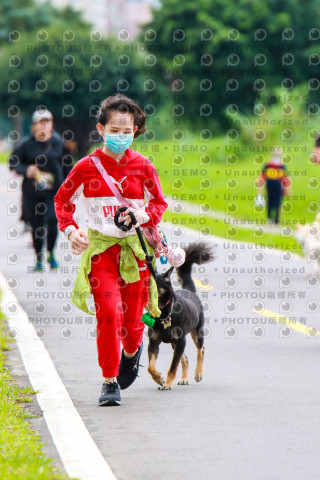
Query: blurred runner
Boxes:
[
  {"xmin": 255, "ymin": 147, "xmax": 291, "ymax": 224},
  {"xmin": 9, "ymin": 109, "xmax": 73, "ymax": 271},
  {"xmin": 312, "ymin": 133, "xmax": 320, "ymax": 164}
]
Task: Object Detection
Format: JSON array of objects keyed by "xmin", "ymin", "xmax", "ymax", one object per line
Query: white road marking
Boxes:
[
  {"xmin": 0, "ymin": 271, "xmax": 117, "ymax": 480},
  {"xmin": 171, "ymin": 223, "xmax": 303, "ymax": 261}
]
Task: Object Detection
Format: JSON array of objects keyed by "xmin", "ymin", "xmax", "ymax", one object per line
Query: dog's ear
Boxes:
[{"xmin": 163, "ymin": 266, "xmax": 174, "ymax": 282}]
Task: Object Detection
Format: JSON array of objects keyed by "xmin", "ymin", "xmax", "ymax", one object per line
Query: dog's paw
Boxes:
[
  {"xmin": 154, "ymin": 375, "xmax": 165, "ymax": 386},
  {"xmin": 158, "ymin": 384, "xmax": 172, "ymax": 390},
  {"xmin": 194, "ymin": 373, "xmax": 203, "ymax": 382},
  {"xmin": 177, "ymin": 379, "xmax": 189, "ymax": 385},
  {"xmin": 149, "ymin": 371, "xmax": 165, "ymax": 386}
]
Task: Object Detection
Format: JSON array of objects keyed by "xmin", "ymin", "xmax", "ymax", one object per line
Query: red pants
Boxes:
[{"xmin": 88, "ymin": 244, "xmax": 149, "ymax": 377}]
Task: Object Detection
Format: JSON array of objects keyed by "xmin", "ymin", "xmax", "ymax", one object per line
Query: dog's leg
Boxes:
[
  {"xmin": 191, "ymin": 323, "xmax": 205, "ymax": 383},
  {"xmin": 159, "ymin": 338, "xmax": 186, "ymax": 390},
  {"xmin": 194, "ymin": 345, "xmax": 205, "ymax": 382},
  {"xmin": 147, "ymin": 339, "xmax": 165, "ymax": 386},
  {"xmin": 177, "ymin": 353, "xmax": 189, "ymax": 385}
]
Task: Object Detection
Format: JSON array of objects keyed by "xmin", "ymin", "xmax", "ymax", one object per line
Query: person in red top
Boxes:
[
  {"xmin": 255, "ymin": 147, "xmax": 291, "ymax": 225},
  {"xmin": 54, "ymin": 94, "xmax": 168, "ymax": 406}
]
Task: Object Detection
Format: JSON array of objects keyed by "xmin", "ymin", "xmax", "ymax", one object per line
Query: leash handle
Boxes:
[
  {"xmin": 114, "ymin": 207, "xmax": 157, "ymax": 281},
  {"xmin": 114, "ymin": 206, "xmax": 132, "ymax": 231}
]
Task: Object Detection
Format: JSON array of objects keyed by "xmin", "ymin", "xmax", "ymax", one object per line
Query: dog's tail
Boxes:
[{"xmin": 176, "ymin": 241, "xmax": 215, "ymax": 293}]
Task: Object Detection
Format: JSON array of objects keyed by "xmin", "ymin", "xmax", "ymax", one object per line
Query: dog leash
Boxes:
[
  {"xmin": 114, "ymin": 207, "xmax": 157, "ymax": 281},
  {"xmin": 91, "ymin": 154, "xmax": 171, "ymax": 329},
  {"xmin": 90, "ymin": 155, "xmax": 157, "ymax": 281},
  {"xmin": 114, "ymin": 208, "xmax": 173, "ymax": 329},
  {"xmin": 114, "ymin": 207, "xmax": 175, "ymax": 329}
]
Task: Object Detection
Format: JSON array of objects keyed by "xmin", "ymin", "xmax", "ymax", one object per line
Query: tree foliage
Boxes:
[
  {"xmin": 0, "ymin": 0, "xmax": 89, "ymax": 46},
  {"xmin": 141, "ymin": 0, "xmax": 320, "ymax": 132},
  {"xmin": 0, "ymin": 3, "xmax": 157, "ymax": 156}
]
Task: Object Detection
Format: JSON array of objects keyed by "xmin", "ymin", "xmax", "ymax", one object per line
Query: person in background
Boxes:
[
  {"xmin": 8, "ymin": 109, "xmax": 72, "ymax": 271},
  {"xmin": 312, "ymin": 133, "xmax": 320, "ymax": 164},
  {"xmin": 12, "ymin": 129, "xmax": 73, "ymax": 234},
  {"xmin": 255, "ymin": 147, "xmax": 291, "ymax": 225}
]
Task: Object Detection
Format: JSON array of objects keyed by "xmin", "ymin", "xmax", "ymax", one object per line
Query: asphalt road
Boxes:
[{"xmin": 1, "ymin": 164, "xmax": 320, "ymax": 480}]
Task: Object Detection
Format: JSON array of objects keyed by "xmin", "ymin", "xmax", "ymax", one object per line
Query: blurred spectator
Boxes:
[
  {"xmin": 8, "ymin": 109, "xmax": 73, "ymax": 271},
  {"xmin": 255, "ymin": 147, "xmax": 291, "ymax": 225},
  {"xmin": 312, "ymin": 133, "xmax": 320, "ymax": 164}
]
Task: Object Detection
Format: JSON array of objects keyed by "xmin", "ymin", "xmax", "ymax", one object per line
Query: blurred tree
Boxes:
[
  {"xmin": 0, "ymin": 18, "xmax": 155, "ymax": 157},
  {"xmin": 0, "ymin": 0, "xmax": 89, "ymax": 46},
  {"xmin": 141, "ymin": 0, "xmax": 320, "ymax": 133}
]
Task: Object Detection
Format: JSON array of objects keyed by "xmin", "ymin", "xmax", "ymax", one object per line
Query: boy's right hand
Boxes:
[{"xmin": 68, "ymin": 228, "xmax": 90, "ymax": 255}]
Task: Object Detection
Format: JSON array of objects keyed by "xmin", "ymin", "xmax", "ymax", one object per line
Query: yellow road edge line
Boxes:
[
  {"xmin": 253, "ymin": 308, "xmax": 320, "ymax": 337},
  {"xmin": 194, "ymin": 278, "xmax": 213, "ymax": 290}
]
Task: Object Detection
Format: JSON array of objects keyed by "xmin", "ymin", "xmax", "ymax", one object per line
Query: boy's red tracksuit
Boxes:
[{"xmin": 54, "ymin": 148, "xmax": 168, "ymax": 377}]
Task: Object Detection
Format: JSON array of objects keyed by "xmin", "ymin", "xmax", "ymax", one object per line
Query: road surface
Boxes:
[{"xmin": 1, "ymin": 165, "xmax": 320, "ymax": 480}]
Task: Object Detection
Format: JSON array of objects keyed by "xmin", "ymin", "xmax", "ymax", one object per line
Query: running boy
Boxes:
[{"xmin": 54, "ymin": 94, "xmax": 168, "ymax": 406}]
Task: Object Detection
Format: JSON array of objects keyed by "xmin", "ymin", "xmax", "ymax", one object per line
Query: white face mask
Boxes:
[{"xmin": 104, "ymin": 133, "xmax": 134, "ymax": 154}]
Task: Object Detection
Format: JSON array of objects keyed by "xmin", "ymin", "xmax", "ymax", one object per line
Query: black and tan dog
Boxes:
[{"xmin": 147, "ymin": 241, "xmax": 214, "ymax": 390}]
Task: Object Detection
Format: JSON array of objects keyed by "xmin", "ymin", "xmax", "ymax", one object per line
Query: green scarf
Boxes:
[{"xmin": 71, "ymin": 228, "xmax": 161, "ymax": 318}]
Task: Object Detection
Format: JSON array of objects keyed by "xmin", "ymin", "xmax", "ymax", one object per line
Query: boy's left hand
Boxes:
[{"xmin": 121, "ymin": 208, "xmax": 144, "ymax": 228}]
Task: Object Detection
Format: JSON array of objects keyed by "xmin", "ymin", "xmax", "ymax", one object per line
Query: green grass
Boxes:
[
  {"xmin": 132, "ymin": 132, "xmax": 318, "ymax": 254},
  {"xmin": 162, "ymin": 211, "xmax": 303, "ymax": 255},
  {"xmin": 133, "ymin": 85, "xmax": 320, "ymax": 230},
  {"xmin": 0, "ymin": 152, "xmax": 8, "ymax": 163},
  {"xmin": 0, "ymin": 304, "xmax": 73, "ymax": 480},
  {"xmin": 133, "ymin": 135, "xmax": 318, "ymax": 229}
]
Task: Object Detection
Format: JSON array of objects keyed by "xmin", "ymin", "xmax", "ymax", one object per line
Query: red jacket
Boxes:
[{"xmin": 54, "ymin": 148, "xmax": 168, "ymax": 238}]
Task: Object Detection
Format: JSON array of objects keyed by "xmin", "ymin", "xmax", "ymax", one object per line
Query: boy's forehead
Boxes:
[{"xmin": 109, "ymin": 112, "xmax": 134, "ymax": 125}]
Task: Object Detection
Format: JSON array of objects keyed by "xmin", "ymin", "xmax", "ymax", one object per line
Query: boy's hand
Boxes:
[
  {"xmin": 68, "ymin": 228, "xmax": 90, "ymax": 255},
  {"xmin": 121, "ymin": 208, "xmax": 144, "ymax": 228}
]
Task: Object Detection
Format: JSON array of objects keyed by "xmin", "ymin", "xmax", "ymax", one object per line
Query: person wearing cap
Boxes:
[
  {"xmin": 9, "ymin": 109, "xmax": 72, "ymax": 271},
  {"xmin": 255, "ymin": 147, "xmax": 291, "ymax": 224}
]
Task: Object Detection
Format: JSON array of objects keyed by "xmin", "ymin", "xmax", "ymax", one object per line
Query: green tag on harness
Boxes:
[{"xmin": 141, "ymin": 312, "xmax": 156, "ymax": 328}]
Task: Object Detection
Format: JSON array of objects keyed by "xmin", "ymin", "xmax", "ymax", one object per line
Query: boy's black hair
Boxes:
[{"xmin": 97, "ymin": 93, "xmax": 146, "ymax": 138}]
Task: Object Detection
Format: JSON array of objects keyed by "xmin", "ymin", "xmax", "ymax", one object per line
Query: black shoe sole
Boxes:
[{"xmin": 99, "ymin": 399, "xmax": 121, "ymax": 407}]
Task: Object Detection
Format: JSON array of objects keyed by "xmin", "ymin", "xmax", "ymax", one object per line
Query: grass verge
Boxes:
[
  {"xmin": 163, "ymin": 210, "xmax": 303, "ymax": 256},
  {"xmin": 0, "ymin": 152, "xmax": 8, "ymax": 164},
  {"xmin": 0, "ymin": 297, "xmax": 73, "ymax": 480}
]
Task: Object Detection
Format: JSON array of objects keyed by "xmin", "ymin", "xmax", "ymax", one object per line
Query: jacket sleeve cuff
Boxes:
[
  {"xmin": 140, "ymin": 211, "xmax": 150, "ymax": 225},
  {"xmin": 63, "ymin": 225, "xmax": 78, "ymax": 238}
]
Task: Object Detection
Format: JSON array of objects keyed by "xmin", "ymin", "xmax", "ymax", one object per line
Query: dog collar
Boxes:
[
  {"xmin": 164, "ymin": 297, "xmax": 172, "ymax": 307},
  {"xmin": 161, "ymin": 297, "xmax": 174, "ymax": 329}
]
